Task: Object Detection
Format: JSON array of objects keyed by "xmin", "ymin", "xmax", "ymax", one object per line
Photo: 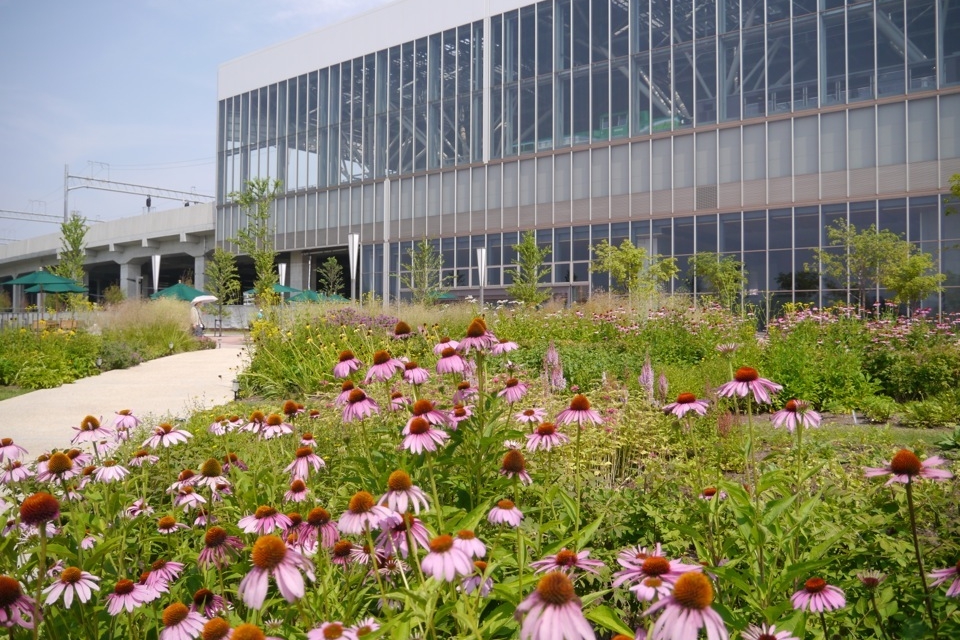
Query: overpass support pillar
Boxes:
[
  {"xmin": 193, "ymin": 254, "xmax": 207, "ymax": 292},
  {"xmin": 289, "ymin": 251, "xmax": 307, "ymax": 291},
  {"xmin": 119, "ymin": 262, "xmax": 143, "ymax": 300}
]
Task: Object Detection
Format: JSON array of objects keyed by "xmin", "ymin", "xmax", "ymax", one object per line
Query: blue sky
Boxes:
[{"xmin": 0, "ymin": 0, "xmax": 391, "ymax": 242}]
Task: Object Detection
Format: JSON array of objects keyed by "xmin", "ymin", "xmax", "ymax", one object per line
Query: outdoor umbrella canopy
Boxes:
[
  {"xmin": 191, "ymin": 295, "xmax": 218, "ymax": 305},
  {"xmin": 24, "ymin": 282, "xmax": 88, "ymax": 294},
  {"xmin": 4, "ymin": 271, "xmax": 76, "ymax": 288},
  {"xmin": 244, "ymin": 284, "xmax": 302, "ymax": 295},
  {"xmin": 288, "ymin": 290, "xmax": 321, "ymax": 303},
  {"xmin": 151, "ymin": 282, "xmax": 208, "ymax": 301}
]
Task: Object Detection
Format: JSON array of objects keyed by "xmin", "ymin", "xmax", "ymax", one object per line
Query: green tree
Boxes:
[
  {"xmin": 230, "ymin": 178, "xmax": 282, "ymax": 306},
  {"xmin": 688, "ymin": 252, "xmax": 747, "ymax": 310},
  {"xmin": 401, "ymin": 238, "xmax": 448, "ymax": 305},
  {"xmin": 317, "ymin": 256, "xmax": 345, "ymax": 297},
  {"xmin": 507, "ymin": 231, "xmax": 551, "ymax": 306},
  {"xmin": 205, "ymin": 247, "xmax": 240, "ymax": 332},
  {"xmin": 946, "ymin": 173, "xmax": 960, "ymax": 215},
  {"xmin": 885, "ymin": 249, "xmax": 945, "ymax": 313},
  {"xmin": 590, "ymin": 239, "xmax": 677, "ymax": 303},
  {"xmin": 52, "ymin": 212, "xmax": 89, "ymax": 310}
]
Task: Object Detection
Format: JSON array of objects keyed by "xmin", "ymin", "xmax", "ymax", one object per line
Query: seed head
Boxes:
[
  {"xmin": 20, "ymin": 491, "xmax": 60, "ymax": 525},
  {"xmin": 535, "ymin": 572, "xmax": 576, "ymax": 606},
  {"xmin": 162, "ymin": 602, "xmax": 190, "ymax": 627},
  {"xmin": 387, "ymin": 470, "xmax": 413, "ymax": 492},
  {"xmin": 251, "ymin": 535, "xmax": 287, "ymax": 570},
  {"xmin": 671, "ymin": 571, "xmax": 713, "ymax": 610}
]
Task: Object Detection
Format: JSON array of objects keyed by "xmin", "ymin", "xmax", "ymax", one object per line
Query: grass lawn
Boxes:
[{"xmin": 0, "ymin": 385, "xmax": 28, "ymax": 401}]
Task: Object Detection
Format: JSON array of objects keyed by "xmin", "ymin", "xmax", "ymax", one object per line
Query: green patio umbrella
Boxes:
[
  {"xmin": 25, "ymin": 282, "xmax": 88, "ymax": 294},
  {"xmin": 321, "ymin": 293, "xmax": 349, "ymax": 302},
  {"xmin": 151, "ymin": 282, "xmax": 208, "ymax": 301},
  {"xmin": 4, "ymin": 271, "xmax": 76, "ymax": 290},
  {"xmin": 244, "ymin": 283, "xmax": 302, "ymax": 295},
  {"xmin": 288, "ymin": 290, "xmax": 321, "ymax": 303}
]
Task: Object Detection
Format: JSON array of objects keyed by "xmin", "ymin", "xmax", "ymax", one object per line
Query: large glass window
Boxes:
[
  {"xmin": 847, "ymin": 5, "xmax": 876, "ymax": 101},
  {"xmin": 767, "ymin": 21, "xmax": 791, "ymax": 113},
  {"xmin": 591, "ymin": 0, "xmax": 608, "ymax": 62},
  {"xmin": 793, "ymin": 15, "xmax": 818, "ymax": 109},
  {"xmin": 591, "ymin": 63, "xmax": 609, "ymax": 141},
  {"xmin": 876, "ymin": 0, "xmax": 905, "ymax": 96},
  {"xmin": 695, "ymin": 37, "xmax": 717, "ymax": 125},
  {"xmin": 822, "ymin": 10, "xmax": 847, "ymax": 105}
]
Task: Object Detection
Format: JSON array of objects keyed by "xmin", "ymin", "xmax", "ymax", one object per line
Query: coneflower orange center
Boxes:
[
  {"xmin": 254, "ymin": 506, "xmax": 277, "ymax": 519},
  {"xmin": 323, "ymin": 623, "xmax": 346, "ymax": 639},
  {"xmin": 890, "ymin": 450, "xmax": 922, "ymax": 476},
  {"xmin": 505, "ymin": 378, "xmax": 519, "ymax": 388},
  {"xmin": 66, "ymin": 448, "xmax": 82, "ymax": 459},
  {"xmin": 151, "ymin": 559, "xmax": 168, "ymax": 572},
  {"xmin": 307, "ymin": 507, "xmax": 331, "ymax": 526},
  {"xmin": 676, "ymin": 392, "xmax": 697, "ymax": 404},
  {"xmin": 113, "ymin": 579, "xmax": 135, "ymax": 595},
  {"xmin": 474, "ymin": 560, "xmax": 488, "ymax": 573},
  {"xmin": 536, "ymin": 423, "xmax": 557, "ymax": 436},
  {"xmin": 160, "ymin": 423, "xmax": 174, "ymax": 433},
  {"xmin": 83, "ymin": 465, "xmax": 97, "ymax": 476},
  {"xmin": 341, "ymin": 380, "xmax": 355, "ymax": 392},
  {"xmin": 785, "ymin": 399, "xmax": 799, "ymax": 411},
  {"xmin": 231, "ymin": 623, "xmax": 267, "ymax": 640},
  {"xmin": 804, "ymin": 577, "xmax": 827, "ymax": 593},
  {"xmin": 555, "ymin": 549, "xmax": 579, "ymax": 566},
  {"xmin": 641, "ymin": 556, "xmax": 671, "ymax": 576},
  {"xmin": 349, "ymin": 491, "xmax": 375, "ymax": 513},
  {"xmin": 672, "ymin": 571, "xmax": 713, "ymax": 610},
  {"xmin": 0, "ymin": 438, "xmax": 11, "ymax": 446},
  {"xmin": 205, "ymin": 527, "xmax": 227, "ymax": 546},
  {"xmin": 347, "ymin": 389, "xmax": 367, "ymax": 404},
  {"xmin": 466, "ymin": 318, "xmax": 487, "ymax": 337},
  {"xmin": 266, "ymin": 414, "xmax": 283, "ymax": 426},
  {"xmin": 282, "ymin": 400, "xmax": 299, "ymax": 415},
  {"xmin": 290, "ymin": 480, "xmax": 306, "ymax": 492},
  {"xmin": 643, "ymin": 576, "xmax": 663, "ymax": 588},
  {"xmin": 46, "ymin": 452, "xmax": 72, "ymax": 475},
  {"xmin": 332, "ymin": 540, "xmax": 353, "ymax": 557},
  {"xmin": 535, "ymin": 571, "xmax": 576, "ymax": 605},
  {"xmin": 249, "ymin": 411, "xmax": 265, "ymax": 423},
  {"xmin": 134, "ymin": 450, "xmax": 149, "ymax": 459},
  {"xmin": 388, "ymin": 470, "xmax": 413, "ymax": 492},
  {"xmin": 202, "ymin": 617, "xmax": 231, "ymax": 640},
  {"xmin": 501, "ymin": 450, "xmax": 526, "ymax": 473},
  {"xmin": 201, "ymin": 458, "xmax": 222, "ymax": 477},
  {"xmin": 287, "ymin": 512, "xmax": 302, "ymax": 526},
  {"xmin": 372, "ymin": 350, "xmax": 391, "ymax": 365},
  {"xmin": 251, "ymin": 535, "xmax": 287, "ymax": 570},
  {"xmin": 569, "ymin": 394, "xmax": 591, "ymax": 411},
  {"xmin": 612, "ymin": 636, "xmax": 634, "ymax": 640},
  {"xmin": 193, "ymin": 588, "xmax": 214, "ymax": 606},
  {"xmin": 60, "ymin": 567, "xmax": 82, "ymax": 584},
  {"xmin": 441, "ymin": 347, "xmax": 456, "ymax": 358},
  {"xmin": 702, "ymin": 487, "xmax": 717, "ymax": 497},
  {"xmin": 179, "ymin": 469, "xmax": 195, "ymax": 481},
  {"xmin": 412, "ymin": 399, "xmax": 434, "ymax": 416},
  {"xmin": 296, "ymin": 446, "xmax": 314, "ymax": 459},
  {"xmin": 429, "ymin": 535, "xmax": 454, "ymax": 553},
  {"xmin": 409, "ymin": 417, "xmax": 431, "ymax": 435},
  {"xmin": 496, "ymin": 499, "xmax": 515, "ymax": 510},
  {"xmin": 394, "ymin": 321, "xmax": 411, "ymax": 335},
  {"xmin": 162, "ymin": 602, "xmax": 189, "ymax": 626},
  {"xmin": 158, "ymin": 516, "xmax": 177, "ymax": 529},
  {"xmin": 404, "ymin": 361, "xmax": 419, "ymax": 371},
  {"xmin": 19, "ymin": 492, "xmax": 60, "ymax": 525},
  {"xmin": 457, "ymin": 529, "xmax": 475, "ymax": 540},
  {"xmin": 734, "ymin": 366, "xmax": 759, "ymax": 382},
  {"xmin": 453, "ymin": 406, "xmax": 467, "ymax": 417},
  {"xmin": 390, "ymin": 392, "xmax": 404, "ymax": 400},
  {"xmin": 338, "ymin": 350, "xmax": 355, "ymax": 362},
  {"xmin": 80, "ymin": 415, "xmax": 100, "ymax": 430},
  {"xmin": 457, "ymin": 381, "xmax": 470, "ymax": 391},
  {"xmin": 0, "ymin": 576, "xmax": 22, "ymax": 608}
]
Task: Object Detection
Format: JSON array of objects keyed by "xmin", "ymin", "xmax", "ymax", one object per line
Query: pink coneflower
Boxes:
[
  {"xmin": 379, "ymin": 470, "xmax": 430, "ymax": 514},
  {"xmin": 126, "ymin": 498, "xmax": 153, "ymax": 519},
  {"xmin": 612, "ymin": 544, "xmax": 699, "ymax": 589},
  {"xmin": 342, "ymin": 389, "xmax": 380, "ymax": 423},
  {"xmin": 42, "ymin": 567, "xmax": 99, "ymax": 607},
  {"xmin": 716, "ymin": 343, "xmax": 738, "ymax": 356},
  {"xmin": 335, "ymin": 381, "xmax": 357, "ymax": 406},
  {"xmin": 93, "ymin": 438, "xmax": 118, "ymax": 458},
  {"xmin": 226, "ymin": 415, "xmax": 243, "ymax": 429},
  {"xmin": 717, "ymin": 367, "xmax": 782, "ymax": 405},
  {"xmin": 175, "ymin": 487, "xmax": 207, "ymax": 511},
  {"xmin": 790, "ymin": 577, "xmax": 846, "ymax": 612},
  {"xmin": 338, "ymin": 491, "xmax": 393, "ymax": 535},
  {"xmin": 929, "ymin": 561, "xmax": 960, "ymax": 597},
  {"xmin": 0, "ymin": 575, "xmax": 36, "ymax": 629},
  {"xmin": 516, "ymin": 407, "xmax": 547, "ymax": 425},
  {"xmin": 208, "ymin": 416, "xmax": 229, "ymax": 436},
  {"xmin": 81, "ymin": 534, "xmax": 97, "ymax": 550},
  {"xmin": 458, "ymin": 317, "xmax": 498, "ymax": 353},
  {"xmin": 392, "ymin": 321, "xmax": 413, "ymax": 339},
  {"xmin": 403, "ymin": 361, "xmax": 430, "ymax": 385},
  {"xmin": 453, "ymin": 530, "xmax": 486, "ymax": 558},
  {"xmin": 698, "ymin": 487, "xmax": 727, "ymax": 501},
  {"xmin": 105, "ymin": 578, "xmax": 152, "ymax": 615},
  {"xmin": 190, "ymin": 588, "xmax": 226, "ymax": 618},
  {"xmin": 857, "ymin": 570, "xmax": 887, "ymax": 589},
  {"xmin": 409, "ymin": 399, "xmax": 450, "ymax": 427},
  {"xmin": 449, "ymin": 404, "xmax": 473, "ymax": 427},
  {"xmin": 531, "ymin": 549, "xmax": 604, "ymax": 576},
  {"xmin": 334, "ymin": 350, "xmax": 362, "ymax": 379},
  {"xmin": 158, "ymin": 602, "xmax": 206, "ymax": 640},
  {"xmin": 307, "ymin": 621, "xmax": 359, "ymax": 640},
  {"xmin": 222, "ymin": 452, "xmax": 248, "ymax": 473},
  {"xmin": 300, "ymin": 432, "xmax": 318, "ymax": 446},
  {"xmin": 157, "ymin": 515, "xmax": 188, "ymax": 534},
  {"xmin": 35, "ymin": 452, "xmax": 78, "ymax": 483},
  {"xmin": 302, "ymin": 507, "xmax": 339, "ymax": 550},
  {"xmin": 741, "ymin": 624, "xmax": 799, "ymax": 640},
  {"xmin": 646, "ymin": 571, "xmax": 727, "ymax": 640},
  {"xmin": 0, "ymin": 438, "xmax": 28, "ymax": 462},
  {"xmin": 129, "ymin": 449, "xmax": 159, "ymax": 467},
  {"xmin": 113, "ymin": 409, "xmax": 140, "ymax": 431},
  {"xmin": 198, "ymin": 527, "xmax": 245, "ymax": 569},
  {"xmin": 436, "ymin": 347, "xmax": 467, "ymax": 374},
  {"xmin": 497, "ymin": 378, "xmax": 529, "ymax": 404},
  {"xmin": 2, "ymin": 460, "xmax": 33, "ymax": 484},
  {"xmin": 630, "ymin": 576, "xmax": 674, "ymax": 602},
  {"xmin": 168, "ymin": 469, "xmax": 199, "ymax": 493},
  {"xmin": 19, "ymin": 491, "xmax": 60, "ymax": 527},
  {"xmin": 401, "ymin": 417, "xmax": 449, "ymax": 454},
  {"xmin": 491, "ymin": 338, "xmax": 519, "ymax": 355},
  {"xmin": 364, "ymin": 350, "xmax": 403, "ymax": 383},
  {"xmin": 662, "ymin": 393, "xmax": 710, "ymax": 419},
  {"xmin": 286, "ymin": 446, "xmax": 326, "ymax": 480},
  {"xmin": 197, "ymin": 458, "xmax": 229, "ymax": 490},
  {"xmin": 284, "ymin": 479, "xmax": 309, "ymax": 503},
  {"xmin": 239, "ymin": 506, "xmax": 292, "ymax": 535},
  {"xmin": 238, "ymin": 535, "xmax": 315, "ymax": 609},
  {"xmin": 488, "ymin": 499, "xmax": 523, "ymax": 527},
  {"xmin": 260, "ymin": 414, "xmax": 293, "ymax": 440},
  {"xmin": 556, "ymin": 395, "xmax": 603, "ymax": 427},
  {"xmin": 433, "ymin": 336, "xmax": 460, "ymax": 355},
  {"xmin": 282, "ymin": 400, "xmax": 305, "ymax": 418},
  {"xmin": 143, "ymin": 423, "xmax": 192, "ymax": 448},
  {"xmin": 452, "ymin": 381, "xmax": 477, "ymax": 404},
  {"xmin": 461, "ymin": 561, "xmax": 494, "ymax": 596},
  {"xmin": 349, "ymin": 617, "xmax": 380, "ymax": 637},
  {"xmin": 421, "ymin": 535, "xmax": 473, "ymax": 582},
  {"xmin": 772, "ymin": 399, "xmax": 821, "ymax": 433},
  {"xmin": 389, "ymin": 392, "xmax": 410, "ymax": 412},
  {"xmin": 146, "ymin": 559, "xmax": 185, "ymax": 591},
  {"xmin": 500, "ymin": 449, "xmax": 532, "ymax": 485},
  {"xmin": 514, "ymin": 571, "xmax": 595, "ymax": 640},
  {"xmin": 330, "ymin": 540, "xmax": 356, "ymax": 566},
  {"xmin": 242, "ymin": 410, "xmax": 268, "ymax": 434},
  {"xmin": 375, "ymin": 512, "xmax": 431, "ymax": 558},
  {"xmin": 94, "ymin": 460, "xmax": 129, "ymax": 483},
  {"xmin": 863, "ymin": 449, "xmax": 954, "ymax": 485},
  {"xmin": 71, "ymin": 415, "xmax": 112, "ymax": 444},
  {"xmin": 200, "ymin": 618, "xmax": 232, "ymax": 640}
]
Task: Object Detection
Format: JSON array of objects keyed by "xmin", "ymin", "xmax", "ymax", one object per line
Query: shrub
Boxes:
[{"xmin": 857, "ymin": 395, "xmax": 898, "ymax": 424}]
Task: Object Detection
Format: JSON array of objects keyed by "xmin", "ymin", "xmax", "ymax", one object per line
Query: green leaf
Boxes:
[{"xmin": 585, "ymin": 605, "xmax": 635, "ymax": 636}]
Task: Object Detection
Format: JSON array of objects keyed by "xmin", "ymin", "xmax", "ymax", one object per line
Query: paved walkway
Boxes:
[{"xmin": 0, "ymin": 334, "xmax": 249, "ymax": 456}]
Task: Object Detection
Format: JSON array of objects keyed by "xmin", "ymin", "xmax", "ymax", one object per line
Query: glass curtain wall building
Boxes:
[{"xmin": 217, "ymin": 0, "xmax": 960, "ymax": 312}]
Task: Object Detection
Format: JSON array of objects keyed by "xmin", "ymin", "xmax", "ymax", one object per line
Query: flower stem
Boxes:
[
  {"xmin": 745, "ymin": 398, "xmax": 764, "ymax": 593},
  {"xmin": 869, "ymin": 591, "xmax": 893, "ymax": 640},
  {"xmin": 514, "ymin": 476, "xmax": 524, "ymax": 600},
  {"xmin": 905, "ymin": 480, "xmax": 938, "ymax": 638},
  {"xmin": 32, "ymin": 524, "xmax": 47, "ymax": 640},
  {"xmin": 574, "ymin": 424, "xmax": 582, "ymax": 546},
  {"xmin": 426, "ymin": 454, "xmax": 445, "ymax": 533},
  {"xmin": 818, "ymin": 612, "xmax": 829, "ymax": 639}
]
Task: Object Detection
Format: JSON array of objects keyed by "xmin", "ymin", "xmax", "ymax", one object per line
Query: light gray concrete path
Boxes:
[{"xmin": 0, "ymin": 334, "xmax": 249, "ymax": 456}]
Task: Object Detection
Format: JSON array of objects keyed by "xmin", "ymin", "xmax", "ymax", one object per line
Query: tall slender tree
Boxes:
[
  {"xmin": 230, "ymin": 178, "xmax": 282, "ymax": 306},
  {"xmin": 52, "ymin": 212, "xmax": 89, "ymax": 310},
  {"xmin": 507, "ymin": 231, "xmax": 551, "ymax": 306},
  {"xmin": 205, "ymin": 247, "xmax": 240, "ymax": 333}
]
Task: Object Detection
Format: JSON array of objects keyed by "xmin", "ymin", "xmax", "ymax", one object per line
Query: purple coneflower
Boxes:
[
  {"xmin": 168, "ymin": 469, "xmax": 199, "ymax": 493},
  {"xmin": 307, "ymin": 621, "xmax": 358, "ymax": 640},
  {"xmin": 741, "ymin": 624, "xmax": 798, "ymax": 640},
  {"xmin": 157, "ymin": 515, "xmax": 188, "ymax": 535},
  {"xmin": 239, "ymin": 506, "xmax": 292, "ymax": 535},
  {"xmin": 335, "ymin": 381, "xmax": 356, "ymax": 406},
  {"xmin": 461, "ymin": 560, "xmax": 494, "ymax": 596},
  {"xmin": 403, "ymin": 361, "xmax": 430, "ymax": 385},
  {"xmin": 646, "ymin": 571, "xmax": 727, "ymax": 640},
  {"xmin": 238, "ymin": 535, "xmax": 315, "ymax": 609},
  {"xmin": 113, "ymin": 409, "xmax": 140, "ymax": 431},
  {"xmin": 222, "ymin": 452, "xmax": 248, "ymax": 473},
  {"xmin": 71, "ymin": 415, "xmax": 112, "ymax": 444},
  {"xmin": 717, "ymin": 366, "xmax": 782, "ymax": 405},
  {"xmin": 146, "ymin": 559, "xmax": 184, "ymax": 591},
  {"xmin": 94, "ymin": 460, "xmax": 129, "ymax": 484},
  {"xmin": 498, "ymin": 378, "xmax": 529, "ymax": 404},
  {"xmin": 282, "ymin": 400, "xmax": 304, "ymax": 418},
  {"xmin": 286, "ymin": 446, "xmax": 326, "ymax": 480},
  {"xmin": 284, "ymin": 479, "xmax": 309, "ymax": 503},
  {"xmin": 612, "ymin": 544, "xmax": 699, "ymax": 589},
  {"xmin": 201, "ymin": 618, "xmax": 231, "ymax": 640},
  {"xmin": 364, "ymin": 350, "xmax": 403, "ymax": 383},
  {"xmin": 491, "ymin": 338, "xmax": 519, "ymax": 355},
  {"xmin": 449, "ymin": 404, "xmax": 473, "ymax": 428},
  {"xmin": 42, "ymin": 567, "xmax": 99, "ymax": 607},
  {"xmin": 19, "ymin": 491, "xmax": 60, "ymax": 527},
  {"xmin": 453, "ymin": 529, "xmax": 486, "ymax": 558},
  {"xmin": 408, "ymin": 399, "xmax": 450, "ymax": 427},
  {"xmin": 242, "ymin": 410, "xmax": 268, "ymax": 434},
  {"xmin": 531, "ymin": 548, "xmax": 605, "ymax": 576},
  {"xmin": 433, "ymin": 336, "xmax": 459, "ymax": 355},
  {"xmin": 143, "ymin": 423, "xmax": 192, "ymax": 448},
  {"xmin": 863, "ymin": 449, "xmax": 954, "ymax": 485},
  {"xmin": 452, "ymin": 381, "xmax": 477, "ymax": 404},
  {"xmin": 436, "ymin": 347, "xmax": 467, "ymax": 374},
  {"xmin": 630, "ymin": 576, "xmax": 674, "ymax": 602},
  {"xmin": 458, "ymin": 317, "xmax": 498, "ymax": 353},
  {"xmin": 556, "ymin": 395, "xmax": 603, "ymax": 427},
  {"xmin": 302, "ymin": 507, "xmax": 339, "ymax": 550},
  {"xmin": 0, "ymin": 438, "xmax": 28, "ymax": 462},
  {"xmin": 175, "ymin": 487, "xmax": 207, "ymax": 511},
  {"xmin": 421, "ymin": 535, "xmax": 473, "ymax": 582},
  {"xmin": 516, "ymin": 407, "xmax": 547, "ymax": 425},
  {"xmin": 333, "ymin": 350, "xmax": 362, "ymax": 379},
  {"xmin": 716, "ymin": 343, "xmax": 738, "ymax": 356},
  {"xmin": 105, "ymin": 578, "xmax": 152, "ymax": 615},
  {"xmin": 125, "ymin": 498, "xmax": 153, "ymax": 519},
  {"xmin": 379, "ymin": 470, "xmax": 430, "ymax": 514},
  {"xmin": 698, "ymin": 487, "xmax": 727, "ymax": 501},
  {"xmin": 488, "ymin": 499, "xmax": 523, "ymax": 527},
  {"xmin": 349, "ymin": 617, "xmax": 380, "ymax": 637},
  {"xmin": 129, "ymin": 449, "xmax": 159, "ymax": 467},
  {"xmin": 300, "ymin": 432, "xmax": 318, "ymax": 446},
  {"xmin": 197, "ymin": 458, "xmax": 229, "ymax": 490},
  {"xmin": 929, "ymin": 561, "xmax": 960, "ymax": 597},
  {"xmin": 198, "ymin": 527, "xmax": 244, "ymax": 569},
  {"xmin": 857, "ymin": 570, "xmax": 887, "ymax": 589},
  {"xmin": 260, "ymin": 414, "xmax": 293, "ymax": 439},
  {"xmin": 338, "ymin": 491, "xmax": 393, "ymax": 535},
  {"xmin": 190, "ymin": 588, "xmax": 226, "ymax": 618},
  {"xmin": 392, "ymin": 321, "xmax": 413, "ymax": 339},
  {"xmin": 158, "ymin": 602, "xmax": 206, "ymax": 640},
  {"xmin": 208, "ymin": 416, "xmax": 229, "ymax": 436},
  {"xmin": 342, "ymin": 389, "xmax": 380, "ymax": 423},
  {"xmin": 514, "ymin": 571, "xmax": 595, "ymax": 640},
  {"xmin": 500, "ymin": 449, "xmax": 532, "ymax": 485},
  {"xmin": 330, "ymin": 540, "xmax": 356, "ymax": 566},
  {"xmin": 389, "ymin": 392, "xmax": 410, "ymax": 412},
  {"xmin": 35, "ymin": 452, "xmax": 78, "ymax": 483},
  {"xmin": 772, "ymin": 399, "xmax": 821, "ymax": 433},
  {"xmin": 401, "ymin": 417, "xmax": 449, "ymax": 454},
  {"xmin": 374, "ymin": 512, "xmax": 430, "ymax": 559},
  {"xmin": 662, "ymin": 393, "xmax": 709, "ymax": 419},
  {"xmin": 790, "ymin": 577, "xmax": 846, "ymax": 612}
]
